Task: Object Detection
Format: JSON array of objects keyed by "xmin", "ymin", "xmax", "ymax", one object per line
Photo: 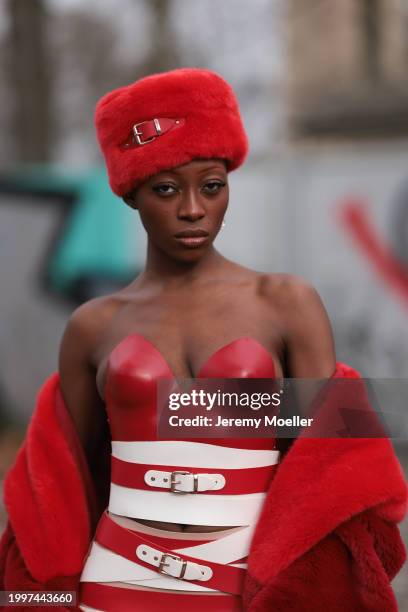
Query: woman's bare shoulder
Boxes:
[
  {"xmin": 60, "ymin": 292, "xmax": 127, "ymax": 359},
  {"xmin": 256, "ymin": 272, "xmax": 332, "ymax": 329},
  {"xmin": 258, "ymin": 273, "xmax": 336, "ymax": 376},
  {"xmin": 223, "ymin": 263, "xmax": 322, "ymax": 312},
  {"xmin": 257, "ymin": 272, "xmax": 322, "ymax": 305}
]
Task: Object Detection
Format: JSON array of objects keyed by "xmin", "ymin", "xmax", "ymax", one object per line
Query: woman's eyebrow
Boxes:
[
  {"xmin": 197, "ymin": 165, "xmax": 226, "ymax": 174},
  {"xmin": 152, "ymin": 165, "xmax": 225, "ymax": 180},
  {"xmin": 150, "ymin": 163, "xmax": 227, "ymax": 184},
  {"xmin": 159, "ymin": 165, "xmax": 225, "ymax": 177}
]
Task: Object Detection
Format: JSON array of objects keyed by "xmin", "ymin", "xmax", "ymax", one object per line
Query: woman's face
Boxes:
[{"xmin": 125, "ymin": 158, "xmax": 229, "ymax": 263}]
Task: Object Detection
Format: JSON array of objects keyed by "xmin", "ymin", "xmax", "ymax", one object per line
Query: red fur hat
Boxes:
[{"xmin": 95, "ymin": 68, "xmax": 249, "ymax": 196}]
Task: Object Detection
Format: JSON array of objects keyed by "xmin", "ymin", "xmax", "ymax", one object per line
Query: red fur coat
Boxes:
[{"xmin": 0, "ymin": 362, "xmax": 406, "ymax": 611}]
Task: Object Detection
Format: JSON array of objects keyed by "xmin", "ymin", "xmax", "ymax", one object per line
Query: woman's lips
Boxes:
[{"xmin": 175, "ymin": 235, "xmax": 209, "ymax": 248}]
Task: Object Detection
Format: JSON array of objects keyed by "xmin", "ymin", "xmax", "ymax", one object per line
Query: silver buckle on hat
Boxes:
[{"xmin": 132, "ymin": 118, "xmax": 162, "ymax": 145}]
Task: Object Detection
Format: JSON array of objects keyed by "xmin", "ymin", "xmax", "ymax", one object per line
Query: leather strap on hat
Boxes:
[{"xmin": 120, "ymin": 117, "xmax": 185, "ymax": 148}]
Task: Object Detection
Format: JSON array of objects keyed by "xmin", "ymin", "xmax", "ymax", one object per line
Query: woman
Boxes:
[
  {"xmin": 57, "ymin": 67, "xmax": 336, "ymax": 610},
  {"xmin": 1, "ymin": 68, "xmax": 405, "ymax": 612}
]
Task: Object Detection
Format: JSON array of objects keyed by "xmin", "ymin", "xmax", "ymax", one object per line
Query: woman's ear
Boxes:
[{"xmin": 123, "ymin": 192, "xmax": 138, "ymax": 209}]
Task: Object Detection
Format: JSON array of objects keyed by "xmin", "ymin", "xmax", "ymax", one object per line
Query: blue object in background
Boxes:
[{"xmin": 1, "ymin": 165, "xmax": 144, "ymax": 301}]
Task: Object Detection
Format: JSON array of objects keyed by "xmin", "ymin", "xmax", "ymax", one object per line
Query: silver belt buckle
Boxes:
[
  {"xmin": 170, "ymin": 470, "xmax": 198, "ymax": 493},
  {"xmin": 158, "ymin": 552, "xmax": 187, "ymax": 579}
]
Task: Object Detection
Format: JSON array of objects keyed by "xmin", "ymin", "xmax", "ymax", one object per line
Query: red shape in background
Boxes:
[{"xmin": 338, "ymin": 199, "xmax": 408, "ymax": 309}]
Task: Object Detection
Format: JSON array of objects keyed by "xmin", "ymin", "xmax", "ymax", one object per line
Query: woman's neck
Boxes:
[{"xmin": 139, "ymin": 241, "xmax": 228, "ymax": 289}]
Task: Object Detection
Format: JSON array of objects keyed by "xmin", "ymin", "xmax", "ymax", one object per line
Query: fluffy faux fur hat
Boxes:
[{"xmin": 94, "ymin": 67, "xmax": 249, "ymax": 196}]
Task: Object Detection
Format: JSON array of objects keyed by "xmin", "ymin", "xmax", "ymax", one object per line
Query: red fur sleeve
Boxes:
[
  {"xmin": 0, "ymin": 373, "xmax": 110, "ymax": 611},
  {"xmin": 244, "ymin": 362, "xmax": 407, "ymax": 611}
]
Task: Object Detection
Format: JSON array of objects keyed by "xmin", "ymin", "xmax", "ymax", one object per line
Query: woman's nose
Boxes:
[{"xmin": 177, "ymin": 189, "xmax": 205, "ymax": 220}]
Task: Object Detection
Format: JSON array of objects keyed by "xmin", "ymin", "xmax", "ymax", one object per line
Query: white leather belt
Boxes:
[
  {"xmin": 108, "ymin": 484, "xmax": 267, "ymax": 525},
  {"xmin": 111, "ymin": 440, "xmax": 280, "ymax": 468}
]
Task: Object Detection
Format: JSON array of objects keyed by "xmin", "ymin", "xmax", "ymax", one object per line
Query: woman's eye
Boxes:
[
  {"xmin": 202, "ymin": 181, "xmax": 226, "ymax": 194},
  {"xmin": 152, "ymin": 183, "xmax": 178, "ymax": 196}
]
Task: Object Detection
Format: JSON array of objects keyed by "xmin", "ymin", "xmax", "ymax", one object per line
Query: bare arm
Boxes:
[
  {"xmin": 283, "ymin": 278, "xmax": 336, "ymax": 379},
  {"xmin": 274, "ymin": 277, "xmax": 337, "ymax": 451},
  {"xmin": 58, "ymin": 300, "xmax": 110, "ymax": 478}
]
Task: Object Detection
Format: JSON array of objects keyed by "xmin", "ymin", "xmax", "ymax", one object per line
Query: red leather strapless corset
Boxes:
[
  {"xmin": 79, "ymin": 334, "xmax": 281, "ymax": 607},
  {"xmin": 104, "ymin": 334, "xmax": 278, "ymax": 449}
]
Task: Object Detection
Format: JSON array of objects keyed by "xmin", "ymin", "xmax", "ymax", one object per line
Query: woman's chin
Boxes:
[{"xmin": 171, "ymin": 245, "xmax": 211, "ymax": 264}]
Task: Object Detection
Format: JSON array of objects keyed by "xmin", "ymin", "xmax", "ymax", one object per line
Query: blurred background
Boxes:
[{"xmin": 0, "ymin": 0, "xmax": 407, "ymax": 603}]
